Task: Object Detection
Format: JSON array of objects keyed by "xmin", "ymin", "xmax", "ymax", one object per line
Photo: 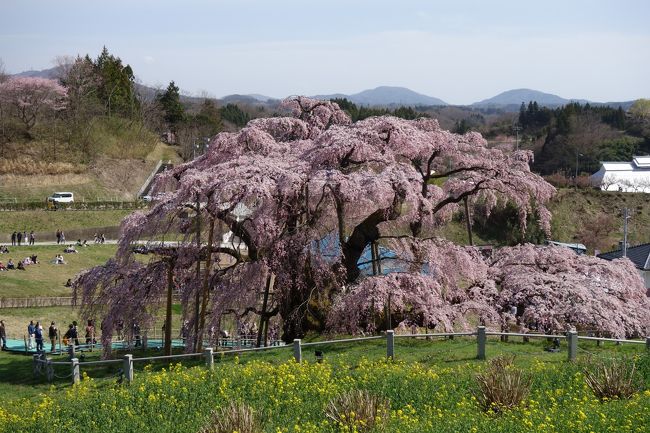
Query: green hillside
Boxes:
[{"xmin": 441, "ymin": 188, "xmax": 650, "ymax": 253}]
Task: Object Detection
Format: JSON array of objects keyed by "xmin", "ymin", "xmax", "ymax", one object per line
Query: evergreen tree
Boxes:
[
  {"xmin": 157, "ymin": 81, "xmax": 185, "ymax": 130},
  {"xmin": 220, "ymin": 103, "xmax": 250, "ymax": 127},
  {"xmin": 94, "ymin": 46, "xmax": 138, "ymax": 117}
]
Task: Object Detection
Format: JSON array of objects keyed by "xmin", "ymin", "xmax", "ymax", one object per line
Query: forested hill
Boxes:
[{"xmin": 517, "ymin": 101, "xmax": 650, "ymax": 176}]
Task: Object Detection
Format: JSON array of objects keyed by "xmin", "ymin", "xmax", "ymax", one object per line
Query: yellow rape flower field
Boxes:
[{"xmin": 0, "ymin": 340, "xmax": 648, "ymax": 433}]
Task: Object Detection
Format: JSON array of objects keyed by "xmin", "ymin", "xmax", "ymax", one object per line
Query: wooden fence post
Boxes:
[
  {"xmin": 71, "ymin": 358, "xmax": 80, "ymax": 384},
  {"xmin": 477, "ymin": 326, "xmax": 486, "ymax": 360},
  {"xmin": 46, "ymin": 358, "xmax": 54, "ymax": 382},
  {"xmin": 204, "ymin": 347, "xmax": 214, "ymax": 370},
  {"xmin": 567, "ymin": 331, "xmax": 577, "ymax": 361},
  {"xmin": 293, "ymin": 339, "xmax": 302, "ymax": 363},
  {"xmin": 32, "ymin": 354, "xmax": 40, "ymax": 378},
  {"xmin": 386, "ymin": 330, "xmax": 395, "ymax": 359},
  {"xmin": 123, "ymin": 354, "xmax": 134, "ymax": 383}
]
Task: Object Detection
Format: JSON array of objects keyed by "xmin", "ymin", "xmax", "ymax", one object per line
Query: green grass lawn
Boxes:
[
  {"xmin": 0, "ymin": 209, "xmax": 131, "ymax": 235},
  {"xmin": 0, "ymin": 304, "xmax": 184, "ymax": 340},
  {"xmin": 0, "ymin": 177, "xmax": 120, "ymax": 203},
  {"xmin": 0, "ymin": 337, "xmax": 647, "ymax": 432},
  {"xmin": 0, "ymin": 244, "xmax": 117, "ymax": 298}
]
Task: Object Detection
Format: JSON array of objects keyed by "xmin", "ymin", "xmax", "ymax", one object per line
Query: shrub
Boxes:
[
  {"xmin": 325, "ymin": 389, "xmax": 390, "ymax": 432},
  {"xmin": 199, "ymin": 401, "xmax": 261, "ymax": 433},
  {"xmin": 584, "ymin": 357, "xmax": 641, "ymax": 401},
  {"xmin": 473, "ymin": 356, "xmax": 532, "ymax": 413}
]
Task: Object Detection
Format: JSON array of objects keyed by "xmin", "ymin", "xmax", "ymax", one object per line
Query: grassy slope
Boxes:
[
  {"xmin": 0, "ymin": 245, "xmax": 116, "ymax": 298},
  {"xmin": 440, "ymin": 188, "xmax": 650, "ymax": 251},
  {"xmin": 0, "ymin": 209, "xmax": 131, "ymax": 234},
  {"xmin": 550, "ymin": 188, "xmax": 650, "ymax": 251},
  {"xmin": 0, "ymin": 142, "xmax": 182, "ymax": 202},
  {"xmin": 0, "ymin": 336, "xmax": 645, "ymax": 404}
]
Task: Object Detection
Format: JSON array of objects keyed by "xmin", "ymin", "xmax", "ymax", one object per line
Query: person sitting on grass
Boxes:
[
  {"xmin": 6, "ymin": 258, "xmax": 15, "ymax": 269},
  {"xmin": 64, "ymin": 245, "xmax": 77, "ymax": 254},
  {"xmin": 17, "ymin": 261, "xmax": 25, "ymax": 271},
  {"xmin": 30, "ymin": 254, "xmax": 38, "ymax": 264},
  {"xmin": 0, "ymin": 245, "xmax": 8, "ymax": 254},
  {"xmin": 52, "ymin": 254, "xmax": 66, "ymax": 265},
  {"xmin": 0, "ymin": 261, "xmax": 6, "ymax": 271}
]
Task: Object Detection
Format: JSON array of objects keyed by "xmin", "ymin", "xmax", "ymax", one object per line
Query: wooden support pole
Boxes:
[
  {"xmin": 464, "ymin": 196, "xmax": 473, "ymax": 246},
  {"xmin": 198, "ymin": 217, "xmax": 215, "ymax": 352},
  {"xmin": 257, "ymin": 273, "xmax": 274, "ymax": 347},
  {"xmin": 193, "ymin": 197, "xmax": 201, "ymax": 352},
  {"xmin": 164, "ymin": 259, "xmax": 174, "ymax": 356}
]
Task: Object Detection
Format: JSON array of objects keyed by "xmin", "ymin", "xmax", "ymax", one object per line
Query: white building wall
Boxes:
[{"xmin": 591, "ymin": 160, "xmax": 650, "ymax": 192}]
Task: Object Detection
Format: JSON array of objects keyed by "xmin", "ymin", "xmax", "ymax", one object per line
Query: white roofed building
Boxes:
[{"xmin": 590, "ymin": 156, "xmax": 650, "ymax": 192}]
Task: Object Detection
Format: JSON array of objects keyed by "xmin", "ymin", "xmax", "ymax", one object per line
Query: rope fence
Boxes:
[{"xmin": 28, "ymin": 327, "xmax": 649, "ymax": 386}]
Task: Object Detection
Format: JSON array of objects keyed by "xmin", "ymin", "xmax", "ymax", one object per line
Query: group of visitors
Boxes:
[
  {"xmin": 9, "ymin": 231, "xmax": 35, "ymax": 246},
  {"xmin": 0, "ymin": 254, "xmax": 38, "ymax": 271},
  {"xmin": 0, "ymin": 245, "xmax": 9, "ymax": 254},
  {"xmin": 55, "ymin": 229, "xmax": 66, "ymax": 244},
  {"xmin": 93, "ymin": 233, "xmax": 106, "ymax": 244},
  {"xmin": 19, "ymin": 320, "xmax": 97, "ymax": 352}
]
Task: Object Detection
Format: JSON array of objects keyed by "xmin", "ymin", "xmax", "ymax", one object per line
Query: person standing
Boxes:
[
  {"xmin": 22, "ymin": 231, "xmax": 27, "ymax": 245},
  {"xmin": 85, "ymin": 320, "xmax": 95, "ymax": 349},
  {"xmin": 60, "ymin": 231, "xmax": 66, "ymax": 244},
  {"xmin": 29, "ymin": 231, "xmax": 35, "ymax": 246},
  {"xmin": 71, "ymin": 321, "xmax": 79, "ymax": 346},
  {"xmin": 48, "ymin": 321, "xmax": 58, "ymax": 352},
  {"xmin": 16, "ymin": 231, "xmax": 22, "ymax": 246},
  {"xmin": 27, "ymin": 320, "xmax": 35, "ymax": 349},
  {"xmin": 0, "ymin": 320, "xmax": 7, "ymax": 350},
  {"xmin": 11, "ymin": 231, "xmax": 16, "ymax": 246},
  {"xmin": 34, "ymin": 322, "xmax": 44, "ymax": 352},
  {"xmin": 133, "ymin": 323, "xmax": 141, "ymax": 347},
  {"xmin": 56, "ymin": 229, "xmax": 61, "ymax": 244}
]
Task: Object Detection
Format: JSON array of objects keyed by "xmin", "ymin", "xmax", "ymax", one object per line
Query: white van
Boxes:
[{"xmin": 48, "ymin": 192, "xmax": 74, "ymax": 203}]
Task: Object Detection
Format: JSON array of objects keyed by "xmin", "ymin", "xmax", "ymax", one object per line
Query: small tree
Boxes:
[{"xmin": 0, "ymin": 77, "xmax": 67, "ymax": 137}]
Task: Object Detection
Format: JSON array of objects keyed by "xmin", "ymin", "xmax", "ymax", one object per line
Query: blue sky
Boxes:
[{"xmin": 1, "ymin": 0, "xmax": 649, "ymax": 104}]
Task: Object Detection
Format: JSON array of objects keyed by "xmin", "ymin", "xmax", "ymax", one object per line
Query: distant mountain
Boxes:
[
  {"xmin": 12, "ymin": 66, "xmax": 62, "ymax": 79},
  {"xmin": 314, "ymin": 86, "xmax": 447, "ymax": 107},
  {"xmin": 221, "ymin": 94, "xmax": 277, "ymax": 104},
  {"xmin": 473, "ymin": 88, "xmax": 589, "ymax": 109}
]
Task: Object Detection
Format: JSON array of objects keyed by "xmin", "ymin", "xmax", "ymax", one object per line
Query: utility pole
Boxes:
[
  {"xmin": 512, "ymin": 124, "xmax": 522, "ymax": 151},
  {"xmin": 622, "ymin": 207, "xmax": 630, "ymax": 257},
  {"xmin": 575, "ymin": 152, "xmax": 583, "ymax": 189}
]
